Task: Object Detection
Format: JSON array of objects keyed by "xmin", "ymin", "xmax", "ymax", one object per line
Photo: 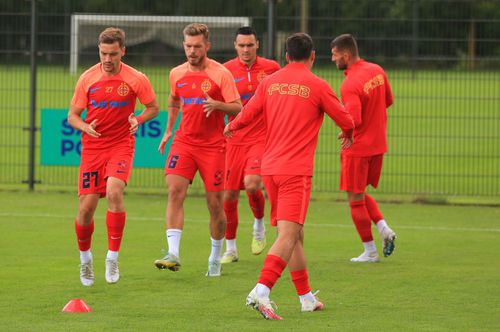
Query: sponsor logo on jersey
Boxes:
[
  {"xmin": 105, "ymin": 86, "xmax": 113, "ymax": 93},
  {"xmin": 201, "ymin": 79, "xmax": 212, "ymax": 93},
  {"xmin": 241, "ymin": 92, "xmax": 254, "ymax": 101},
  {"xmin": 117, "ymin": 82, "xmax": 130, "ymax": 96},
  {"xmin": 89, "ymin": 87, "xmax": 100, "ymax": 92},
  {"xmin": 363, "ymin": 74, "xmax": 385, "ymax": 95},
  {"xmin": 90, "ymin": 99, "xmax": 130, "ymax": 108},
  {"xmin": 268, "ymin": 83, "xmax": 310, "ymax": 98},
  {"xmin": 234, "ymin": 77, "xmax": 245, "ymax": 83},
  {"xmin": 180, "ymin": 96, "xmax": 205, "ymax": 105},
  {"xmin": 177, "ymin": 82, "xmax": 188, "ymax": 88}
]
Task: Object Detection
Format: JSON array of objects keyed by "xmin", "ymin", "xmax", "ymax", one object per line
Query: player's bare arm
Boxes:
[
  {"xmin": 129, "ymin": 99, "xmax": 160, "ymax": 135},
  {"xmin": 203, "ymin": 94, "xmax": 242, "ymax": 117},
  {"xmin": 67, "ymin": 105, "xmax": 101, "ymax": 138},
  {"xmin": 158, "ymin": 95, "xmax": 181, "ymax": 154}
]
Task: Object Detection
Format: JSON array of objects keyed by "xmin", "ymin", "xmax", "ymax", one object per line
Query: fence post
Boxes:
[
  {"xmin": 27, "ymin": 0, "xmax": 38, "ymax": 190},
  {"xmin": 412, "ymin": 0, "xmax": 419, "ymax": 79},
  {"xmin": 266, "ymin": 0, "xmax": 276, "ymax": 60}
]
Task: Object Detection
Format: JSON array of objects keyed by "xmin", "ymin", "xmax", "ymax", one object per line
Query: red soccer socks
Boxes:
[
  {"xmin": 106, "ymin": 211, "xmax": 126, "ymax": 252},
  {"xmin": 290, "ymin": 269, "xmax": 311, "ymax": 296},
  {"xmin": 349, "ymin": 200, "xmax": 374, "ymax": 242},
  {"xmin": 75, "ymin": 220, "xmax": 94, "ymax": 251},
  {"xmin": 258, "ymin": 254, "xmax": 287, "ymax": 290},
  {"xmin": 365, "ymin": 194, "xmax": 384, "ymax": 224},
  {"xmin": 247, "ymin": 189, "xmax": 265, "ymax": 220},
  {"xmin": 223, "ymin": 199, "xmax": 239, "ymax": 240}
]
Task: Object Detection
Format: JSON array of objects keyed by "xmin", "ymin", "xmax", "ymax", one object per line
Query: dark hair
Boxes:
[
  {"xmin": 285, "ymin": 33, "xmax": 314, "ymax": 61},
  {"xmin": 99, "ymin": 27, "xmax": 125, "ymax": 47},
  {"xmin": 235, "ymin": 26, "xmax": 258, "ymax": 39},
  {"xmin": 330, "ymin": 34, "xmax": 359, "ymax": 57},
  {"xmin": 183, "ymin": 23, "xmax": 210, "ymax": 41}
]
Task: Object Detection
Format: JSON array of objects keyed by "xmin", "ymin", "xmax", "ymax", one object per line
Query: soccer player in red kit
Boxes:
[
  {"xmin": 221, "ymin": 26, "xmax": 281, "ymax": 263},
  {"xmin": 225, "ymin": 33, "xmax": 354, "ymax": 320},
  {"xmin": 331, "ymin": 34, "xmax": 397, "ymax": 263},
  {"xmin": 154, "ymin": 23, "xmax": 242, "ymax": 277},
  {"xmin": 68, "ymin": 27, "xmax": 159, "ymax": 286}
]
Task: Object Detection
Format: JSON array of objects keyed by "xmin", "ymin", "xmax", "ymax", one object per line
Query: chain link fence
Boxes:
[{"xmin": 1, "ymin": 0, "xmax": 499, "ymax": 201}]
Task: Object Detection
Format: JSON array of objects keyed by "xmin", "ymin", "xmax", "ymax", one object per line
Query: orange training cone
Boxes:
[{"xmin": 62, "ymin": 299, "xmax": 92, "ymax": 313}]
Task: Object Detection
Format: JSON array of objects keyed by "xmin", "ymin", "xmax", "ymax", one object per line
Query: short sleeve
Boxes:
[
  {"xmin": 71, "ymin": 75, "xmax": 89, "ymax": 109},
  {"xmin": 220, "ymin": 70, "xmax": 241, "ymax": 103}
]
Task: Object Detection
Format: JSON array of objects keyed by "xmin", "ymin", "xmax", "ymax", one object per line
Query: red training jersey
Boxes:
[
  {"xmin": 71, "ymin": 62, "xmax": 156, "ymax": 151},
  {"xmin": 228, "ymin": 62, "xmax": 354, "ymax": 176},
  {"xmin": 340, "ymin": 59, "xmax": 393, "ymax": 157},
  {"xmin": 170, "ymin": 58, "xmax": 240, "ymax": 148},
  {"xmin": 223, "ymin": 56, "xmax": 280, "ymax": 145}
]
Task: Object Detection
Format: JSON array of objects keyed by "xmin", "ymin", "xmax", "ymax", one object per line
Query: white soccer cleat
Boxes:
[
  {"xmin": 220, "ymin": 250, "xmax": 239, "ymax": 264},
  {"xmin": 350, "ymin": 251, "xmax": 380, "ymax": 263},
  {"xmin": 105, "ymin": 259, "xmax": 120, "ymax": 284},
  {"xmin": 206, "ymin": 260, "xmax": 222, "ymax": 277},
  {"xmin": 301, "ymin": 290, "xmax": 325, "ymax": 312},
  {"xmin": 382, "ymin": 228, "xmax": 397, "ymax": 257},
  {"xmin": 246, "ymin": 286, "xmax": 283, "ymax": 320},
  {"xmin": 80, "ymin": 260, "xmax": 94, "ymax": 286}
]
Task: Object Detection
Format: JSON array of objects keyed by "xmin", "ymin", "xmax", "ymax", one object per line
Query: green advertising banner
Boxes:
[{"xmin": 41, "ymin": 109, "xmax": 179, "ymax": 168}]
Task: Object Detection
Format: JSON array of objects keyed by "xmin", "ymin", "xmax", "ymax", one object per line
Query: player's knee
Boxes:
[
  {"xmin": 78, "ymin": 206, "xmax": 95, "ymax": 222},
  {"xmin": 224, "ymin": 190, "xmax": 239, "ymax": 201},
  {"xmin": 244, "ymin": 178, "xmax": 260, "ymax": 193},
  {"xmin": 106, "ymin": 188, "xmax": 123, "ymax": 205},
  {"xmin": 168, "ymin": 186, "xmax": 186, "ymax": 203}
]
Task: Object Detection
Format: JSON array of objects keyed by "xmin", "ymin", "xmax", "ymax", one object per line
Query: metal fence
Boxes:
[{"xmin": 1, "ymin": 0, "xmax": 499, "ymax": 201}]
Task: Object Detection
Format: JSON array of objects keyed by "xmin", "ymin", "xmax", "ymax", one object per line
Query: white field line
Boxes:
[{"xmin": 1, "ymin": 212, "xmax": 499, "ymax": 233}]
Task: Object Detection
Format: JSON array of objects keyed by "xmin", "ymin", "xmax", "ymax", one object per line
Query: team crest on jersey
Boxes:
[
  {"xmin": 257, "ymin": 70, "xmax": 267, "ymax": 82},
  {"xmin": 201, "ymin": 79, "xmax": 212, "ymax": 93},
  {"xmin": 117, "ymin": 82, "xmax": 130, "ymax": 96}
]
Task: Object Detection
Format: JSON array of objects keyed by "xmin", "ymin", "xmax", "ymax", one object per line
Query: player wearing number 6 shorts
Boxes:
[
  {"xmin": 154, "ymin": 23, "xmax": 241, "ymax": 277},
  {"xmin": 68, "ymin": 27, "xmax": 159, "ymax": 286}
]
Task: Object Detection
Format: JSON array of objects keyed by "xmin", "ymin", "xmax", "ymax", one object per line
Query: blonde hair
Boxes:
[
  {"xmin": 183, "ymin": 23, "xmax": 210, "ymax": 41},
  {"xmin": 99, "ymin": 27, "xmax": 125, "ymax": 47}
]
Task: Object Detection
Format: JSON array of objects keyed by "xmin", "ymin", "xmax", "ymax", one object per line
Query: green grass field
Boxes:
[
  {"xmin": 0, "ymin": 65, "xmax": 499, "ymax": 203},
  {"xmin": 1, "ymin": 190, "xmax": 499, "ymax": 331}
]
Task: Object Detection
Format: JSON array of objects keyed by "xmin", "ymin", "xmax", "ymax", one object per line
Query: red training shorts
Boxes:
[
  {"xmin": 340, "ymin": 153, "xmax": 384, "ymax": 194},
  {"xmin": 224, "ymin": 142, "xmax": 265, "ymax": 190},
  {"xmin": 262, "ymin": 175, "xmax": 312, "ymax": 227},
  {"xmin": 78, "ymin": 145, "xmax": 134, "ymax": 197},
  {"xmin": 165, "ymin": 140, "xmax": 225, "ymax": 192}
]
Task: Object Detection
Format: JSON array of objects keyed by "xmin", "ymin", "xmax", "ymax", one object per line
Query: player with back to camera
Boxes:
[
  {"xmin": 154, "ymin": 23, "xmax": 242, "ymax": 277},
  {"xmin": 330, "ymin": 33, "xmax": 397, "ymax": 262},
  {"xmin": 221, "ymin": 26, "xmax": 281, "ymax": 264},
  {"xmin": 68, "ymin": 27, "xmax": 159, "ymax": 286},
  {"xmin": 225, "ymin": 32, "xmax": 355, "ymax": 320}
]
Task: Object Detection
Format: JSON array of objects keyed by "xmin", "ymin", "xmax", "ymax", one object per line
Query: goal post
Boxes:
[{"xmin": 70, "ymin": 14, "xmax": 251, "ymax": 74}]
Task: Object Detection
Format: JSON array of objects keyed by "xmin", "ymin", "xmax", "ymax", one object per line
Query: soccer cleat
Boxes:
[
  {"xmin": 301, "ymin": 290, "xmax": 324, "ymax": 312},
  {"xmin": 206, "ymin": 260, "xmax": 222, "ymax": 277},
  {"xmin": 80, "ymin": 261, "xmax": 94, "ymax": 286},
  {"xmin": 382, "ymin": 228, "xmax": 397, "ymax": 257},
  {"xmin": 105, "ymin": 259, "xmax": 120, "ymax": 284},
  {"xmin": 246, "ymin": 287, "xmax": 283, "ymax": 320},
  {"xmin": 220, "ymin": 250, "xmax": 239, "ymax": 264},
  {"xmin": 251, "ymin": 234, "xmax": 266, "ymax": 255},
  {"xmin": 154, "ymin": 253, "xmax": 181, "ymax": 271},
  {"xmin": 350, "ymin": 251, "xmax": 380, "ymax": 263}
]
